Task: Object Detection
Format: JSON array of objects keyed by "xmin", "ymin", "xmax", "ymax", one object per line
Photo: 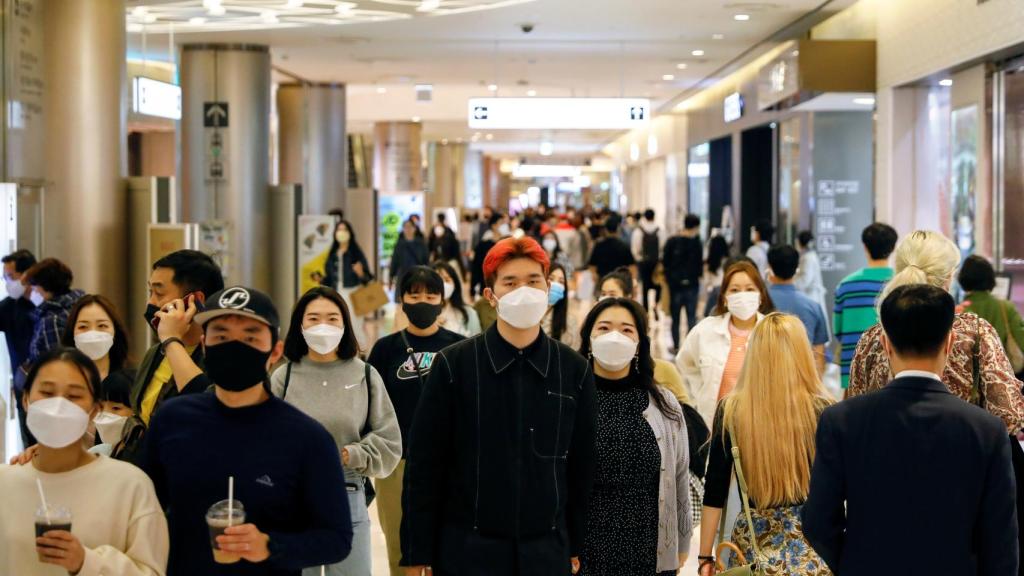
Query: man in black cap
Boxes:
[{"xmin": 144, "ymin": 286, "xmax": 353, "ymax": 576}]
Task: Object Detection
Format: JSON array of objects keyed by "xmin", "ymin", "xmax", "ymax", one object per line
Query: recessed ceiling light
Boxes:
[
  {"xmin": 189, "ymin": 16, "xmax": 206, "ymax": 25},
  {"xmin": 853, "ymin": 97, "xmax": 876, "ymax": 106},
  {"xmin": 488, "ymin": 84, "xmax": 498, "ymax": 92},
  {"xmin": 692, "ymin": 49, "xmax": 705, "ymax": 57},
  {"xmin": 939, "ymin": 78, "xmax": 953, "ymax": 87},
  {"xmin": 286, "ymin": 0, "xmax": 304, "ymax": 7},
  {"xmin": 485, "ymin": 133, "xmax": 494, "ymax": 140},
  {"xmin": 417, "ymin": 0, "xmax": 441, "ymax": 12},
  {"xmin": 734, "ymin": 14, "xmax": 750, "ymax": 21},
  {"xmin": 676, "ymin": 62, "xmax": 688, "ymax": 70},
  {"xmin": 662, "ymin": 74, "xmax": 675, "ymax": 81},
  {"xmin": 203, "ymin": 0, "xmax": 221, "ymax": 8},
  {"xmin": 411, "ymin": 116, "xmax": 421, "ymax": 122},
  {"xmin": 132, "ymin": 6, "xmax": 148, "ymax": 17},
  {"xmin": 261, "ymin": 10, "xmax": 278, "ymax": 23},
  {"xmin": 527, "ymin": 89, "xmax": 537, "ymax": 97},
  {"xmin": 712, "ymin": 33, "xmax": 725, "ymax": 40},
  {"xmin": 376, "ymin": 86, "xmax": 387, "ymax": 94},
  {"xmin": 335, "ymin": 2, "xmax": 356, "ymax": 14},
  {"xmin": 539, "ymin": 141, "xmax": 554, "ymax": 156}
]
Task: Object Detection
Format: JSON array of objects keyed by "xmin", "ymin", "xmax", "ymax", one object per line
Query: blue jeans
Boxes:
[
  {"xmin": 669, "ymin": 284, "xmax": 700, "ymax": 350},
  {"xmin": 304, "ymin": 487, "xmax": 372, "ymax": 576}
]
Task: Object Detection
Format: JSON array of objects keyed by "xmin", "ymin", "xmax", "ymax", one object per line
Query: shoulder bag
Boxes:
[
  {"xmin": 997, "ymin": 302, "xmax": 1024, "ymax": 373},
  {"xmin": 714, "ymin": 422, "xmax": 763, "ymax": 575},
  {"xmin": 970, "ymin": 315, "xmax": 987, "ymax": 408}
]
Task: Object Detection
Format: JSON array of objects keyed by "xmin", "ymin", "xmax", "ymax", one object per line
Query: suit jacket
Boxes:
[{"xmin": 802, "ymin": 375, "xmax": 1019, "ymax": 576}]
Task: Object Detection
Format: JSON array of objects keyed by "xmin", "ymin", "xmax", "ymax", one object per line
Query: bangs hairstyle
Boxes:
[
  {"xmin": 723, "ymin": 313, "xmax": 833, "ymax": 507},
  {"xmin": 24, "ymin": 347, "xmax": 103, "ymax": 400},
  {"xmin": 483, "ymin": 237, "xmax": 551, "ymax": 287},
  {"xmin": 61, "ymin": 294, "xmax": 131, "ymax": 373},
  {"xmin": 713, "ymin": 260, "xmax": 775, "ymax": 316},
  {"xmin": 283, "ymin": 287, "xmax": 360, "ymax": 362},
  {"xmin": 578, "ymin": 298, "xmax": 681, "ymax": 422},
  {"xmin": 398, "ymin": 266, "xmax": 444, "ymax": 299}
]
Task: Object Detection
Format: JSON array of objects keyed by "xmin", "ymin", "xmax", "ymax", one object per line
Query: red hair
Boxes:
[{"xmin": 483, "ymin": 237, "xmax": 550, "ymax": 287}]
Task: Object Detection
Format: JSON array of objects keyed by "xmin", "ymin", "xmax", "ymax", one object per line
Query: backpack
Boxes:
[{"xmin": 641, "ymin": 228, "xmax": 660, "ymax": 263}]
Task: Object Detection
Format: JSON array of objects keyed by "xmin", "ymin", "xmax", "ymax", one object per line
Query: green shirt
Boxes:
[
  {"xmin": 834, "ymin": 266, "xmax": 893, "ymax": 388},
  {"xmin": 963, "ymin": 291, "xmax": 1024, "ymax": 353}
]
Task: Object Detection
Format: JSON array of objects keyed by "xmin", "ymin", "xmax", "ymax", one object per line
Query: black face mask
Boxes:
[
  {"xmin": 204, "ymin": 340, "xmax": 272, "ymax": 392},
  {"xmin": 144, "ymin": 304, "xmax": 161, "ymax": 332},
  {"xmin": 403, "ymin": 302, "xmax": 444, "ymax": 330}
]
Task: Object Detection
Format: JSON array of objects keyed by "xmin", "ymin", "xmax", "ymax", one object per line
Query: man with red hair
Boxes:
[{"xmin": 401, "ymin": 236, "xmax": 597, "ymax": 576}]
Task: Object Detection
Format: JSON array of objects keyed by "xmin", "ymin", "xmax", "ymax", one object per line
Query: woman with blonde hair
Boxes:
[
  {"xmin": 847, "ymin": 230, "xmax": 1024, "ymax": 432},
  {"xmin": 697, "ymin": 313, "xmax": 833, "ymax": 576}
]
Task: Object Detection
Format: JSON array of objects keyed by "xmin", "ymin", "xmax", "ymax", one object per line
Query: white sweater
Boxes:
[{"xmin": 0, "ymin": 455, "xmax": 168, "ymax": 576}]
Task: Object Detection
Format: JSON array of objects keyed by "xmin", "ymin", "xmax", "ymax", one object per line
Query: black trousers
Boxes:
[
  {"xmin": 1012, "ymin": 434, "xmax": 1024, "ymax": 576},
  {"xmin": 638, "ymin": 262, "xmax": 661, "ymax": 313},
  {"xmin": 669, "ymin": 284, "xmax": 700, "ymax": 350}
]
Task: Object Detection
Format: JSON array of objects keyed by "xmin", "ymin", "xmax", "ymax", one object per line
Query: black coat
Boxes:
[
  {"xmin": 802, "ymin": 376, "xmax": 1018, "ymax": 576},
  {"xmin": 401, "ymin": 325, "xmax": 597, "ymax": 575},
  {"xmin": 390, "ymin": 236, "xmax": 429, "ymax": 281}
]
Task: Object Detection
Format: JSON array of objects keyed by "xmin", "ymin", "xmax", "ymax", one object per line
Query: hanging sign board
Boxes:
[{"xmin": 468, "ymin": 98, "xmax": 651, "ymax": 130}]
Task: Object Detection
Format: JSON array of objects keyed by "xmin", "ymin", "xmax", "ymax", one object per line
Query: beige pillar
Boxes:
[
  {"xmin": 43, "ymin": 0, "xmax": 127, "ymax": 309},
  {"xmin": 373, "ymin": 121, "xmax": 423, "ymax": 192},
  {"xmin": 277, "ymin": 83, "xmax": 347, "ymax": 214}
]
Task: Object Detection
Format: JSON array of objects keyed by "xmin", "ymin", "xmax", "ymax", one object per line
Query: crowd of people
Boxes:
[{"xmin": 1, "ymin": 205, "xmax": 1023, "ymax": 576}]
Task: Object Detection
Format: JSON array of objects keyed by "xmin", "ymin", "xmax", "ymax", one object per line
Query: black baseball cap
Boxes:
[{"xmin": 194, "ymin": 286, "xmax": 280, "ymax": 331}]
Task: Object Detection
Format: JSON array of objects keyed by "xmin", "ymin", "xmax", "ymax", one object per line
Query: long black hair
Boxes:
[
  {"xmin": 328, "ymin": 219, "xmax": 368, "ymax": 264},
  {"xmin": 283, "ymin": 287, "xmax": 360, "ymax": 362},
  {"xmin": 578, "ymin": 297, "xmax": 681, "ymax": 422},
  {"xmin": 706, "ymin": 234, "xmax": 731, "ymax": 275},
  {"xmin": 61, "ymin": 294, "xmax": 131, "ymax": 373},
  {"xmin": 548, "ymin": 263, "xmax": 569, "ymax": 341},
  {"xmin": 431, "ymin": 261, "xmax": 469, "ymax": 326}
]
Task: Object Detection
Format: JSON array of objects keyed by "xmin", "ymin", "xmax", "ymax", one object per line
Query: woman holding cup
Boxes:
[{"xmin": 0, "ymin": 347, "xmax": 168, "ymax": 575}]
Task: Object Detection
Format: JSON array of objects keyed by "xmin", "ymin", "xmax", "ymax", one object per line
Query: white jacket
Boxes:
[{"xmin": 674, "ymin": 312, "xmax": 765, "ymax": 427}]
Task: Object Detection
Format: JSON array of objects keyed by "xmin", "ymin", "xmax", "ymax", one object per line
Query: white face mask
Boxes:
[
  {"xmin": 74, "ymin": 330, "xmax": 115, "ymax": 361},
  {"xmin": 726, "ymin": 291, "xmax": 761, "ymax": 321},
  {"xmin": 498, "ymin": 223, "xmax": 512, "ymax": 237},
  {"xmin": 93, "ymin": 411, "xmax": 128, "ymax": 446},
  {"xmin": 27, "ymin": 397, "xmax": 91, "ymax": 448},
  {"xmin": 434, "ymin": 225, "xmax": 446, "ymax": 237},
  {"xmin": 29, "ymin": 289, "xmax": 44, "ymax": 307},
  {"xmin": 591, "ymin": 331, "xmax": 639, "ymax": 372},
  {"xmin": 5, "ymin": 279, "xmax": 24, "ymax": 300},
  {"xmin": 443, "ymin": 282, "xmax": 455, "ymax": 300},
  {"xmin": 302, "ymin": 323, "xmax": 345, "ymax": 356},
  {"xmin": 495, "ymin": 286, "xmax": 549, "ymax": 329},
  {"xmin": 542, "ymin": 238, "xmax": 558, "ymax": 253}
]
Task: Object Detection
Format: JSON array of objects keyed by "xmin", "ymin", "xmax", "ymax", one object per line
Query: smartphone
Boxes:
[{"xmin": 149, "ymin": 292, "xmax": 206, "ymax": 331}]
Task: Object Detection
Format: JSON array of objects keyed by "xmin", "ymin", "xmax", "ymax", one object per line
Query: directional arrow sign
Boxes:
[{"xmin": 203, "ymin": 102, "xmax": 229, "ymax": 128}]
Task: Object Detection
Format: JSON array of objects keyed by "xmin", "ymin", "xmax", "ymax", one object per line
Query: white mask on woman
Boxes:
[
  {"xmin": 726, "ymin": 291, "xmax": 761, "ymax": 321},
  {"xmin": 591, "ymin": 331, "xmax": 638, "ymax": 372},
  {"xmin": 496, "ymin": 286, "xmax": 549, "ymax": 329},
  {"xmin": 74, "ymin": 330, "xmax": 115, "ymax": 361},
  {"xmin": 443, "ymin": 282, "xmax": 455, "ymax": 300},
  {"xmin": 93, "ymin": 411, "xmax": 128, "ymax": 446},
  {"xmin": 542, "ymin": 238, "xmax": 558, "ymax": 253},
  {"xmin": 26, "ymin": 397, "xmax": 91, "ymax": 448},
  {"xmin": 302, "ymin": 323, "xmax": 345, "ymax": 355}
]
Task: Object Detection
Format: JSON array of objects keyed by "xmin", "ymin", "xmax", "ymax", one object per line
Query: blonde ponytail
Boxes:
[{"xmin": 879, "ymin": 230, "xmax": 960, "ymax": 305}]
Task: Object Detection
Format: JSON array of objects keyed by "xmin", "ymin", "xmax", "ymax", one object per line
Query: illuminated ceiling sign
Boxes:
[
  {"xmin": 132, "ymin": 77, "xmax": 181, "ymax": 120},
  {"xmin": 468, "ymin": 98, "xmax": 651, "ymax": 130},
  {"xmin": 723, "ymin": 92, "xmax": 744, "ymax": 123}
]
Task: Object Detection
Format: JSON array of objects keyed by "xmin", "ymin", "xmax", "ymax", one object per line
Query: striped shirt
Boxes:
[{"xmin": 833, "ymin": 266, "xmax": 893, "ymax": 388}]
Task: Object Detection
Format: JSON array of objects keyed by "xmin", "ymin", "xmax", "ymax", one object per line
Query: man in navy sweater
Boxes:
[{"xmin": 144, "ymin": 286, "xmax": 353, "ymax": 575}]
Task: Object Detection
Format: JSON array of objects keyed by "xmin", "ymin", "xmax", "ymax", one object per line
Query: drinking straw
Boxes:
[
  {"xmin": 227, "ymin": 476, "xmax": 234, "ymax": 527},
  {"xmin": 36, "ymin": 478, "xmax": 51, "ymax": 525}
]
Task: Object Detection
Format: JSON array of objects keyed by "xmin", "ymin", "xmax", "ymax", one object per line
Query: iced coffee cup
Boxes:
[
  {"xmin": 34, "ymin": 505, "xmax": 72, "ymax": 562},
  {"xmin": 206, "ymin": 499, "xmax": 245, "ymax": 564}
]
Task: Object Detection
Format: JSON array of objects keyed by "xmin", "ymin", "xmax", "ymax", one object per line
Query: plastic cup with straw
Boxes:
[
  {"xmin": 36, "ymin": 479, "xmax": 50, "ymax": 526},
  {"xmin": 227, "ymin": 476, "xmax": 234, "ymax": 529},
  {"xmin": 34, "ymin": 478, "xmax": 72, "ymax": 560},
  {"xmin": 207, "ymin": 475, "xmax": 244, "ymax": 564}
]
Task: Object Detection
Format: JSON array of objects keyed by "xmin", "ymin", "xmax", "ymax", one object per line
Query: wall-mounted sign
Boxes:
[
  {"xmin": 757, "ymin": 43, "xmax": 801, "ymax": 110},
  {"xmin": 723, "ymin": 92, "xmax": 744, "ymax": 123},
  {"xmin": 468, "ymin": 98, "xmax": 651, "ymax": 130},
  {"xmin": 132, "ymin": 77, "xmax": 182, "ymax": 120},
  {"xmin": 203, "ymin": 102, "xmax": 229, "ymax": 128}
]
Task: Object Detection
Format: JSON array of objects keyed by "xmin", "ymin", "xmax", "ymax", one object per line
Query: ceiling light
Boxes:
[
  {"xmin": 485, "ymin": 133, "xmax": 494, "ymax": 140},
  {"xmin": 376, "ymin": 86, "xmax": 387, "ymax": 94},
  {"xmin": 540, "ymin": 141, "xmax": 554, "ymax": 156},
  {"xmin": 940, "ymin": 78, "xmax": 953, "ymax": 87},
  {"xmin": 692, "ymin": 49, "xmax": 705, "ymax": 57},
  {"xmin": 132, "ymin": 6, "xmax": 148, "ymax": 17},
  {"xmin": 488, "ymin": 84, "xmax": 498, "ymax": 92},
  {"xmin": 417, "ymin": 0, "xmax": 441, "ymax": 12},
  {"xmin": 208, "ymin": 6, "xmax": 226, "ymax": 16},
  {"xmin": 189, "ymin": 17, "xmax": 207, "ymax": 25},
  {"xmin": 662, "ymin": 74, "xmax": 675, "ymax": 81},
  {"xmin": 203, "ymin": 0, "xmax": 222, "ymax": 8},
  {"xmin": 629, "ymin": 142, "xmax": 640, "ymax": 162},
  {"xmin": 853, "ymin": 97, "xmax": 876, "ymax": 106},
  {"xmin": 734, "ymin": 14, "xmax": 750, "ymax": 21},
  {"xmin": 712, "ymin": 33, "xmax": 725, "ymax": 40},
  {"xmin": 676, "ymin": 63, "xmax": 688, "ymax": 70},
  {"xmin": 143, "ymin": 14, "xmax": 158, "ymax": 23},
  {"xmin": 647, "ymin": 134, "xmax": 658, "ymax": 156},
  {"xmin": 261, "ymin": 10, "xmax": 279, "ymax": 23},
  {"xmin": 527, "ymin": 89, "xmax": 537, "ymax": 97},
  {"xmin": 335, "ymin": 2, "xmax": 356, "ymax": 14},
  {"xmin": 411, "ymin": 116, "xmax": 421, "ymax": 122},
  {"xmin": 286, "ymin": 0, "xmax": 304, "ymax": 7}
]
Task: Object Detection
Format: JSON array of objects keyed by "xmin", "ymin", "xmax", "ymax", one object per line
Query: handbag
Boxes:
[
  {"xmin": 997, "ymin": 302, "xmax": 1024, "ymax": 373},
  {"xmin": 714, "ymin": 423, "xmax": 763, "ymax": 576},
  {"xmin": 970, "ymin": 315, "xmax": 987, "ymax": 408},
  {"xmin": 350, "ymin": 280, "xmax": 389, "ymax": 317}
]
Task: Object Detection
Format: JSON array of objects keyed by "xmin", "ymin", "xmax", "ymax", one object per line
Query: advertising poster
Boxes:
[
  {"xmin": 378, "ymin": 192, "xmax": 424, "ymax": 280},
  {"xmin": 297, "ymin": 215, "xmax": 337, "ymax": 295}
]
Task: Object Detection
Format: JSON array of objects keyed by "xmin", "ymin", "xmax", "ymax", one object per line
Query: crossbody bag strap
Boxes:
[
  {"xmin": 362, "ymin": 361, "xmax": 372, "ymax": 436},
  {"xmin": 726, "ymin": 420, "xmax": 763, "ymax": 560},
  {"xmin": 399, "ymin": 330, "xmax": 427, "ymax": 387},
  {"xmin": 971, "ymin": 315, "xmax": 984, "ymax": 407},
  {"xmin": 282, "ymin": 362, "xmax": 293, "ymax": 400}
]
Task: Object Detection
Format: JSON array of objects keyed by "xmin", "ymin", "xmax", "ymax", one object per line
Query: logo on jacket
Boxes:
[
  {"xmin": 255, "ymin": 474, "xmax": 275, "ymax": 488},
  {"xmin": 396, "ymin": 352, "xmax": 437, "ymax": 380}
]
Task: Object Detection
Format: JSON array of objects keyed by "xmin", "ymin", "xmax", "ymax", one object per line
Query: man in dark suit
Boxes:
[{"xmin": 802, "ymin": 284, "xmax": 1018, "ymax": 575}]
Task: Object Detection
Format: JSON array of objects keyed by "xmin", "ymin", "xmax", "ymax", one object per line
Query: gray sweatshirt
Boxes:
[{"xmin": 270, "ymin": 357, "xmax": 402, "ymax": 484}]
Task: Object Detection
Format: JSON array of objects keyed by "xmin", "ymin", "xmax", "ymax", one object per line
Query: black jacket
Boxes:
[
  {"xmin": 401, "ymin": 325, "xmax": 597, "ymax": 573},
  {"xmin": 390, "ymin": 236, "xmax": 429, "ymax": 281},
  {"xmin": 662, "ymin": 235, "xmax": 703, "ymax": 289},
  {"xmin": 0, "ymin": 296, "xmax": 36, "ymax": 385},
  {"xmin": 802, "ymin": 376, "xmax": 1018, "ymax": 576},
  {"xmin": 322, "ymin": 247, "xmax": 372, "ymax": 290}
]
